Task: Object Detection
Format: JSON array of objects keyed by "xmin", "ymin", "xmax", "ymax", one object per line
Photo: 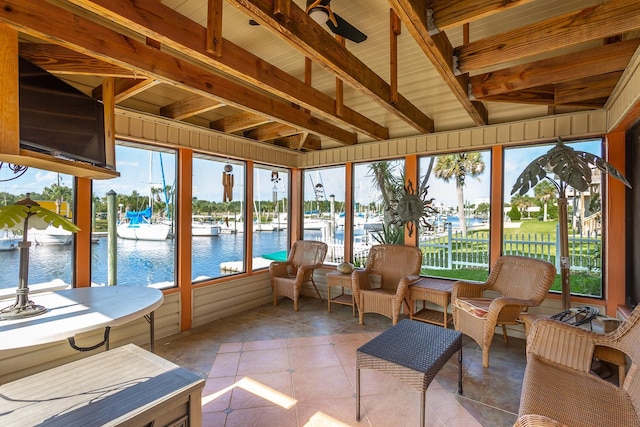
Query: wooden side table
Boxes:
[
  {"xmin": 409, "ymin": 277, "xmax": 455, "ymax": 327},
  {"xmin": 326, "ymin": 270, "xmax": 356, "ymax": 317}
]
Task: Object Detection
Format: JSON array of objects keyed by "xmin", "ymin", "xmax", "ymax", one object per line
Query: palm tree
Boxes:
[
  {"xmin": 367, "ymin": 161, "xmax": 403, "ymax": 243},
  {"xmin": 434, "ymin": 152, "xmax": 485, "ymax": 237},
  {"xmin": 512, "ymin": 137, "xmax": 631, "ymax": 310},
  {"xmin": 534, "ymin": 180, "xmax": 557, "ymax": 221}
]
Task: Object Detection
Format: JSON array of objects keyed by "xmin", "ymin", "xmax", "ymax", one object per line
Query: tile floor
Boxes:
[{"xmin": 154, "ymin": 296, "xmax": 528, "ymax": 427}]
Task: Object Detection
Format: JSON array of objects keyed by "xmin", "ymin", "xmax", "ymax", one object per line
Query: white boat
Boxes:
[
  {"xmin": 192, "ymin": 222, "xmax": 221, "ymax": 236},
  {"xmin": 28, "ymin": 225, "xmax": 73, "ymax": 245},
  {"xmin": 117, "ymin": 207, "xmax": 170, "ymax": 241},
  {"xmin": 0, "ymin": 230, "xmax": 19, "ymax": 251}
]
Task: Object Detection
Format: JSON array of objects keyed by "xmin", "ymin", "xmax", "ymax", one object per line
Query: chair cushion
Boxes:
[{"xmin": 454, "ymin": 297, "xmax": 494, "ymax": 319}]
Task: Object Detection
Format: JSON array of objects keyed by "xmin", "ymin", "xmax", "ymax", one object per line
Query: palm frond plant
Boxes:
[
  {"xmin": 511, "ymin": 137, "xmax": 630, "ymax": 310},
  {"xmin": 0, "ymin": 194, "xmax": 80, "ymax": 320}
]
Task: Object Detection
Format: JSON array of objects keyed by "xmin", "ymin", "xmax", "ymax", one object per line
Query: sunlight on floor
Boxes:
[
  {"xmin": 302, "ymin": 411, "xmax": 352, "ymax": 427},
  {"xmin": 202, "ymin": 376, "xmax": 297, "ymax": 409}
]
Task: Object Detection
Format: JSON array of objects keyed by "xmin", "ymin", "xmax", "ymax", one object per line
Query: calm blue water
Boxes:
[{"xmin": 0, "ymin": 229, "xmax": 323, "ymax": 290}]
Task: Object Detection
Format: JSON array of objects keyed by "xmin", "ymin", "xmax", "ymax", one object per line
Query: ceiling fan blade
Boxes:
[{"xmin": 326, "ymin": 12, "xmax": 367, "ymax": 43}]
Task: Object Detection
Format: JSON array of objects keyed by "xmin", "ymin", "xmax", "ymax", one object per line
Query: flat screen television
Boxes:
[{"xmin": 19, "ymin": 56, "xmax": 108, "ymax": 168}]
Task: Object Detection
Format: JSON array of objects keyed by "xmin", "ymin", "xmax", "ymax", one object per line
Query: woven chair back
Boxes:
[
  {"xmin": 288, "ymin": 240, "xmax": 328, "ymax": 279},
  {"xmin": 487, "ymin": 256, "xmax": 555, "ymax": 304},
  {"xmin": 607, "ymin": 304, "xmax": 640, "ymax": 413},
  {"xmin": 364, "ymin": 244, "xmax": 422, "ymax": 290}
]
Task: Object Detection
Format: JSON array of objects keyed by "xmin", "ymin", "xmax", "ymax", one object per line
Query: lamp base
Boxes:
[{"xmin": 0, "ymin": 302, "xmax": 47, "ymax": 320}]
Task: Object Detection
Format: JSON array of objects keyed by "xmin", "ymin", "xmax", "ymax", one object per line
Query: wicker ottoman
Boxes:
[{"xmin": 356, "ymin": 319, "xmax": 463, "ymax": 427}]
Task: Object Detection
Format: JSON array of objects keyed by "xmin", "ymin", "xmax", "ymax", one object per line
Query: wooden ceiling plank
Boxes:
[
  {"xmin": 211, "ymin": 112, "xmax": 271, "ymax": 133},
  {"xmin": 457, "ymin": 0, "xmax": 640, "ymax": 73},
  {"xmin": 245, "ymin": 122, "xmax": 300, "ymax": 141},
  {"xmin": 0, "ymin": 0, "xmax": 357, "ymax": 145},
  {"xmin": 65, "ymin": 0, "xmax": 386, "ymax": 141},
  {"xmin": 18, "ymin": 43, "xmax": 136, "ymax": 77},
  {"xmin": 469, "ymin": 39, "xmax": 640, "ymax": 99},
  {"xmin": 160, "ymin": 95, "xmax": 225, "ymax": 120},
  {"xmin": 275, "ymin": 133, "xmax": 321, "ymax": 151},
  {"xmin": 554, "ymin": 72, "xmax": 622, "ymax": 105},
  {"xmin": 389, "ymin": 0, "xmax": 488, "ymax": 126},
  {"xmin": 228, "ymin": 0, "xmax": 434, "ymax": 133},
  {"xmin": 430, "ymin": 0, "xmax": 535, "ymax": 31}
]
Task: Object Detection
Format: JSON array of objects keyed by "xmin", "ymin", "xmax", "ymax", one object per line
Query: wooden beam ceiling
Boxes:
[
  {"xmin": 469, "ymin": 39, "xmax": 640, "ymax": 99},
  {"xmin": 430, "ymin": 0, "xmax": 536, "ymax": 31},
  {"xmin": 456, "ymin": 0, "xmax": 640, "ymax": 73},
  {"xmin": 389, "ymin": 0, "xmax": 488, "ymax": 126},
  {"xmin": 65, "ymin": 0, "xmax": 387, "ymax": 142},
  {"xmin": 0, "ymin": 0, "xmax": 356, "ymax": 146},
  {"xmin": 227, "ymin": 0, "xmax": 434, "ymax": 133}
]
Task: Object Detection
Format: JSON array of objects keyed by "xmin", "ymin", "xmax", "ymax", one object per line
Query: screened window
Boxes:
[
  {"xmin": 92, "ymin": 142, "xmax": 176, "ymax": 288},
  {"xmin": 0, "ymin": 167, "xmax": 75, "ymax": 291},
  {"xmin": 352, "ymin": 160, "xmax": 404, "ymax": 265},
  {"xmin": 192, "ymin": 154, "xmax": 245, "ymax": 281},
  {"xmin": 252, "ymin": 165, "xmax": 289, "ymax": 270},
  {"xmin": 503, "ymin": 139, "xmax": 604, "ymax": 298},
  {"xmin": 418, "ymin": 151, "xmax": 492, "ymax": 281},
  {"xmin": 303, "ymin": 166, "xmax": 346, "ymax": 264}
]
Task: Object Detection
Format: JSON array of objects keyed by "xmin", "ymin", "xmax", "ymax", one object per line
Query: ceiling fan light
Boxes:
[{"xmin": 309, "ymin": 8, "xmax": 329, "ymax": 26}]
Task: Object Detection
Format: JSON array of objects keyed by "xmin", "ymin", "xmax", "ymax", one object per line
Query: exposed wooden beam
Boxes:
[
  {"xmin": 457, "ymin": 0, "xmax": 640, "ymax": 73},
  {"xmin": 335, "ymin": 35, "xmax": 344, "ymax": 117},
  {"xmin": 555, "ymin": 72, "xmax": 623, "ymax": 105},
  {"xmin": 64, "ymin": 0, "xmax": 385, "ymax": 141},
  {"xmin": 244, "ymin": 122, "xmax": 300, "ymax": 141},
  {"xmin": 206, "ymin": 0, "xmax": 223, "ymax": 57},
  {"xmin": 274, "ymin": 133, "xmax": 321, "ymax": 151},
  {"xmin": 160, "ymin": 95, "xmax": 225, "ymax": 120},
  {"xmin": 480, "ymin": 86, "xmax": 555, "ymax": 105},
  {"xmin": 430, "ymin": 0, "xmax": 535, "ymax": 31},
  {"xmin": 229, "ymin": 0, "xmax": 434, "ymax": 133},
  {"xmin": 389, "ymin": 0, "xmax": 488, "ymax": 126},
  {"xmin": 390, "ymin": 8, "xmax": 401, "ymax": 105},
  {"xmin": 0, "ymin": 0, "xmax": 358, "ymax": 145},
  {"xmin": 469, "ymin": 39, "xmax": 640, "ymax": 99},
  {"xmin": 19, "ymin": 43, "xmax": 136, "ymax": 77},
  {"xmin": 93, "ymin": 77, "xmax": 160, "ymax": 103},
  {"xmin": 211, "ymin": 112, "xmax": 271, "ymax": 133},
  {"xmin": 0, "ymin": 24, "xmax": 19, "ymax": 156}
]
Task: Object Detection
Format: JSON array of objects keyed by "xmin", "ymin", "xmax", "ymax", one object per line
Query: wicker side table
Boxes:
[
  {"xmin": 409, "ymin": 277, "xmax": 455, "ymax": 327},
  {"xmin": 356, "ymin": 319, "xmax": 463, "ymax": 427},
  {"xmin": 326, "ymin": 270, "xmax": 356, "ymax": 316}
]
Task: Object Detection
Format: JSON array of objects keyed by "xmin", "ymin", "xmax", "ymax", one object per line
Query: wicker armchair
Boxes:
[
  {"xmin": 517, "ymin": 305, "xmax": 640, "ymax": 426},
  {"xmin": 452, "ymin": 255, "xmax": 556, "ymax": 368},
  {"xmin": 352, "ymin": 244, "xmax": 422, "ymax": 325},
  {"xmin": 269, "ymin": 240, "xmax": 327, "ymax": 311}
]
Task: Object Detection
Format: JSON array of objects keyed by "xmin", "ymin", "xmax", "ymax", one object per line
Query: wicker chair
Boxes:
[
  {"xmin": 517, "ymin": 305, "xmax": 640, "ymax": 426},
  {"xmin": 269, "ymin": 240, "xmax": 327, "ymax": 311},
  {"xmin": 452, "ymin": 255, "xmax": 556, "ymax": 368},
  {"xmin": 352, "ymin": 244, "xmax": 422, "ymax": 325}
]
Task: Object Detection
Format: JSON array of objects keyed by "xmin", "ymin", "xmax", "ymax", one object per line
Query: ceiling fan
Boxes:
[{"xmin": 305, "ymin": 0, "xmax": 367, "ymax": 43}]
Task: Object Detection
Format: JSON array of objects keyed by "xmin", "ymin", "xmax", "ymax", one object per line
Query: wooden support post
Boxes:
[
  {"xmin": 206, "ymin": 0, "xmax": 223, "ymax": 57},
  {"xmin": 390, "ymin": 9, "xmax": 401, "ymax": 105},
  {"xmin": 0, "ymin": 24, "xmax": 19, "ymax": 156}
]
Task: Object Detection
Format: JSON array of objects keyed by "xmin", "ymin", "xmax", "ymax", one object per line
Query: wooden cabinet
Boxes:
[{"xmin": 0, "ymin": 344, "xmax": 205, "ymax": 426}]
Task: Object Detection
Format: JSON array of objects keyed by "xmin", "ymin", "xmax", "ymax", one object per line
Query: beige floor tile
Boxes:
[
  {"xmin": 296, "ymin": 397, "xmax": 363, "ymax": 427},
  {"xmin": 208, "ymin": 352, "xmax": 240, "ymax": 378},
  {"xmin": 288, "ymin": 344, "xmax": 342, "ymax": 370},
  {"xmin": 230, "ymin": 371, "xmax": 295, "ymax": 410},
  {"xmin": 292, "ymin": 366, "xmax": 355, "ymax": 402},
  {"xmin": 202, "ymin": 411, "xmax": 227, "ymax": 426},
  {"xmin": 224, "ymin": 405, "xmax": 298, "ymax": 427},
  {"xmin": 287, "ymin": 335, "xmax": 332, "ymax": 348},
  {"xmin": 236, "ymin": 347, "xmax": 290, "ymax": 376},
  {"xmin": 218, "ymin": 342, "xmax": 243, "ymax": 353},
  {"xmin": 242, "ymin": 339, "xmax": 287, "ymax": 351},
  {"xmin": 202, "ymin": 376, "xmax": 235, "ymax": 413}
]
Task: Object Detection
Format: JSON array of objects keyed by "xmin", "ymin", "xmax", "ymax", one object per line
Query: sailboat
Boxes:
[
  {"xmin": 117, "ymin": 153, "xmax": 171, "ymax": 241},
  {"xmin": 0, "ymin": 230, "xmax": 19, "ymax": 251}
]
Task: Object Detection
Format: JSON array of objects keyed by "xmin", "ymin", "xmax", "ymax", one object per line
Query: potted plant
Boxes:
[{"xmin": 0, "ymin": 194, "xmax": 80, "ymax": 320}]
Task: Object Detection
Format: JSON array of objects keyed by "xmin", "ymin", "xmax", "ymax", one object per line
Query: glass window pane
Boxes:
[
  {"xmin": 0, "ymin": 166, "xmax": 75, "ymax": 291},
  {"xmin": 252, "ymin": 166, "xmax": 288, "ymax": 270},
  {"xmin": 419, "ymin": 151, "xmax": 492, "ymax": 281},
  {"xmin": 303, "ymin": 166, "xmax": 345, "ymax": 264},
  {"xmin": 92, "ymin": 142, "xmax": 176, "ymax": 288},
  {"xmin": 192, "ymin": 154, "xmax": 245, "ymax": 280},
  {"xmin": 352, "ymin": 160, "xmax": 405, "ymax": 266},
  {"xmin": 504, "ymin": 139, "xmax": 603, "ymax": 298}
]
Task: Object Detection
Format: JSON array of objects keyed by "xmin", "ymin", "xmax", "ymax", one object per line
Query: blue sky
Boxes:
[{"xmin": 1, "ymin": 138, "xmax": 603, "ymax": 209}]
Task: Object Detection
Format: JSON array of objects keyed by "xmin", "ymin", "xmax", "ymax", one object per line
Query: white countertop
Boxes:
[{"xmin": 0, "ymin": 286, "xmax": 164, "ymax": 351}]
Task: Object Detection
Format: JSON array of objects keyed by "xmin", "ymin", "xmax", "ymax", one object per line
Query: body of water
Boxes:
[{"xmin": 0, "ymin": 229, "xmax": 329, "ymax": 290}]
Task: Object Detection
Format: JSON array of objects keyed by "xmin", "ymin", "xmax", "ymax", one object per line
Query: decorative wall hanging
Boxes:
[
  {"xmin": 222, "ymin": 164, "xmax": 234, "ymax": 202},
  {"xmin": 388, "ymin": 177, "xmax": 437, "ymax": 237}
]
